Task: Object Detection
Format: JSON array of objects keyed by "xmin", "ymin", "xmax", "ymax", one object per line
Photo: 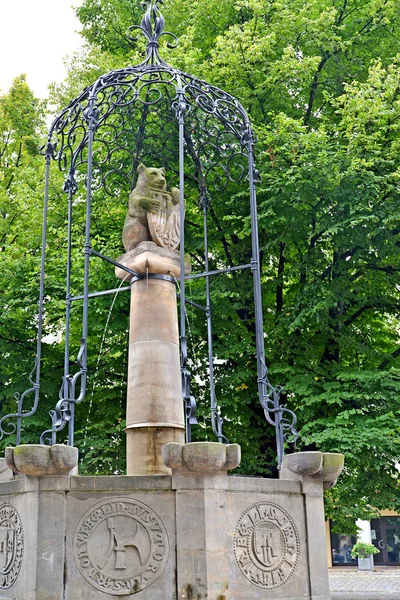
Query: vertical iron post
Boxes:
[
  {"xmin": 203, "ymin": 205, "xmax": 223, "ymax": 443},
  {"xmin": 72, "ymin": 97, "xmax": 97, "ymax": 446},
  {"xmin": 177, "ymin": 86, "xmax": 188, "ymax": 441},
  {"xmin": 65, "ymin": 171, "xmax": 75, "ymax": 446},
  {"xmin": 247, "ymin": 136, "xmax": 284, "ymax": 468},
  {"xmin": 16, "ymin": 144, "xmax": 52, "ymax": 444}
]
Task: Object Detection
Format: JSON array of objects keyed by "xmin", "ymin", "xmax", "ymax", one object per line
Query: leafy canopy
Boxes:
[{"xmin": 0, "ymin": 0, "xmax": 399, "ymax": 532}]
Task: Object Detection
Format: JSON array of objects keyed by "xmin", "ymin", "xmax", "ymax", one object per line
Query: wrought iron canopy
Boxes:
[{"xmin": 0, "ymin": 0, "xmax": 298, "ymax": 469}]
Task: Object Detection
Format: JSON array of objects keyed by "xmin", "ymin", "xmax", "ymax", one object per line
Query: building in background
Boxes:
[{"xmin": 326, "ymin": 512, "xmax": 400, "ymax": 567}]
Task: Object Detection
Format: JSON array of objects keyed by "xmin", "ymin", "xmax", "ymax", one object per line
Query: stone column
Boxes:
[{"xmin": 116, "ymin": 242, "xmax": 188, "ymax": 475}]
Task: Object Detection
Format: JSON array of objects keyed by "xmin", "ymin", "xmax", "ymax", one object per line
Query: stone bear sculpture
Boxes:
[{"xmin": 122, "ymin": 163, "xmax": 181, "ymax": 252}]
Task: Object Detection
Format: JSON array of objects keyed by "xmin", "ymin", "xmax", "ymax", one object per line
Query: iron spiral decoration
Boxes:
[{"xmin": 1, "ymin": 0, "xmax": 298, "ymax": 468}]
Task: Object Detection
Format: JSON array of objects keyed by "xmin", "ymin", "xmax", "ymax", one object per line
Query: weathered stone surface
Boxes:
[
  {"xmin": 129, "ymin": 277, "xmax": 180, "ymax": 344},
  {"xmin": 176, "ymin": 485, "xmax": 229, "ymax": 599},
  {"xmin": 0, "ymin": 481, "xmax": 39, "ymax": 599},
  {"xmin": 126, "ymin": 340, "xmax": 183, "ymax": 427},
  {"xmin": 280, "ymin": 450, "xmax": 344, "ymax": 489},
  {"xmin": 282, "ymin": 451, "xmax": 323, "ymax": 476},
  {"xmin": 163, "ymin": 446, "xmax": 333, "ymax": 600},
  {"xmin": 6, "ymin": 444, "xmax": 78, "ymax": 476},
  {"xmin": 311, "ymin": 452, "xmax": 345, "ymax": 489},
  {"xmin": 66, "ymin": 488, "xmax": 176, "ymax": 599},
  {"xmin": 115, "ymin": 246, "xmax": 188, "ymax": 476},
  {"xmin": 279, "ymin": 451, "xmax": 344, "ymax": 599},
  {"xmin": 36, "ymin": 490, "xmax": 67, "ymax": 600},
  {"xmin": 4, "ymin": 447, "xmax": 17, "ymax": 473},
  {"xmin": 0, "ymin": 466, "xmax": 336, "ymax": 600},
  {"xmin": 115, "ymin": 242, "xmax": 190, "ymax": 280},
  {"xmin": 126, "ymin": 427, "xmax": 184, "ymax": 477},
  {"xmin": 163, "ymin": 441, "xmax": 241, "ymax": 473},
  {"xmin": 226, "ymin": 444, "xmax": 242, "ymax": 470},
  {"xmin": 229, "ymin": 492, "xmax": 307, "ymax": 599},
  {"xmin": 69, "ymin": 474, "xmax": 172, "ymax": 492},
  {"xmin": 0, "ymin": 457, "xmax": 14, "ymax": 482},
  {"xmin": 302, "ymin": 479, "xmax": 332, "ymax": 599}
]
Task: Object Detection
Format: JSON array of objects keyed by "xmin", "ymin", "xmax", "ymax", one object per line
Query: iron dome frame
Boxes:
[{"xmin": 0, "ymin": 0, "xmax": 297, "ymax": 468}]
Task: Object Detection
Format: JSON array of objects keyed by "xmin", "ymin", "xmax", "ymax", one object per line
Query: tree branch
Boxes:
[
  {"xmin": 344, "ymin": 302, "xmax": 397, "ymax": 327},
  {"xmin": 276, "ymin": 241, "xmax": 285, "ymax": 313},
  {"xmin": 378, "ymin": 346, "xmax": 400, "ymax": 371},
  {"xmin": 304, "ymin": 53, "xmax": 331, "ymax": 125},
  {"xmin": 208, "ymin": 206, "xmax": 234, "ymax": 267}
]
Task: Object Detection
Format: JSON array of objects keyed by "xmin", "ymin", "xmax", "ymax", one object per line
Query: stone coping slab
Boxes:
[
  {"xmin": 0, "ymin": 473, "xmax": 305, "ymax": 495},
  {"xmin": 0, "ymin": 474, "xmax": 173, "ymax": 494},
  {"xmin": 70, "ymin": 474, "xmax": 172, "ymax": 491},
  {"xmin": 227, "ymin": 474, "xmax": 302, "ymax": 494}
]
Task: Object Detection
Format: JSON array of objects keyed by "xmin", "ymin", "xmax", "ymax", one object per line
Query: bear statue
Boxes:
[{"xmin": 122, "ymin": 163, "xmax": 181, "ymax": 252}]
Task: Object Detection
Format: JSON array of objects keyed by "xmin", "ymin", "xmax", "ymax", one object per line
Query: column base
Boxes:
[{"xmin": 126, "ymin": 427, "xmax": 185, "ymax": 475}]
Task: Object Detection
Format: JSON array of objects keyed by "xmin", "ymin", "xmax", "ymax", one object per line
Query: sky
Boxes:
[{"xmin": 0, "ymin": 0, "xmax": 84, "ymax": 98}]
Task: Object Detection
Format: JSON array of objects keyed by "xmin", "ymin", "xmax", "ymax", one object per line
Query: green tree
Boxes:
[
  {"xmin": 73, "ymin": 0, "xmax": 400, "ymax": 528},
  {"xmin": 1, "ymin": 1, "xmax": 400, "ymax": 530},
  {"xmin": 0, "ymin": 76, "xmax": 56, "ymax": 441}
]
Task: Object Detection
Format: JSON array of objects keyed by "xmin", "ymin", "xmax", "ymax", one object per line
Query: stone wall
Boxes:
[{"xmin": 0, "ymin": 452, "xmax": 337, "ymax": 600}]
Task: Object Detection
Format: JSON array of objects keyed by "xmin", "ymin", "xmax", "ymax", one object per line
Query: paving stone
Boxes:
[{"xmin": 329, "ymin": 569, "xmax": 400, "ymax": 599}]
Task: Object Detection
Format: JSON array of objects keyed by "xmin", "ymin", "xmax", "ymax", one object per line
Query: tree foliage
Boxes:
[{"xmin": 1, "ymin": 1, "xmax": 400, "ymax": 531}]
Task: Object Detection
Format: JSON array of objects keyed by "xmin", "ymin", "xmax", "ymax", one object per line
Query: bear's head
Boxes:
[{"xmin": 137, "ymin": 163, "xmax": 166, "ymax": 190}]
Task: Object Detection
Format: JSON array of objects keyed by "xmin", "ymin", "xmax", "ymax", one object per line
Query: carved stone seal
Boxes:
[
  {"xmin": 74, "ymin": 498, "xmax": 169, "ymax": 595},
  {"xmin": 0, "ymin": 503, "xmax": 24, "ymax": 590},
  {"xmin": 234, "ymin": 501, "xmax": 300, "ymax": 590}
]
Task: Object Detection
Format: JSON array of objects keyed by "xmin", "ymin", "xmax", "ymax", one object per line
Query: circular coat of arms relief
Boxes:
[
  {"xmin": 0, "ymin": 503, "xmax": 24, "ymax": 590},
  {"xmin": 234, "ymin": 501, "xmax": 300, "ymax": 590},
  {"xmin": 74, "ymin": 498, "xmax": 169, "ymax": 595}
]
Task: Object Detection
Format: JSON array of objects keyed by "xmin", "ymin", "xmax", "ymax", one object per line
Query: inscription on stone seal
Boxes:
[
  {"xmin": 74, "ymin": 498, "xmax": 169, "ymax": 595},
  {"xmin": 0, "ymin": 503, "xmax": 24, "ymax": 590},
  {"xmin": 234, "ymin": 501, "xmax": 300, "ymax": 590}
]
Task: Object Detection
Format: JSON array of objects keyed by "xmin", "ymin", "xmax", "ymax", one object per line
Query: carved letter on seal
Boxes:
[
  {"xmin": 234, "ymin": 501, "xmax": 300, "ymax": 590},
  {"xmin": 0, "ymin": 503, "xmax": 24, "ymax": 590},
  {"xmin": 73, "ymin": 498, "xmax": 169, "ymax": 595}
]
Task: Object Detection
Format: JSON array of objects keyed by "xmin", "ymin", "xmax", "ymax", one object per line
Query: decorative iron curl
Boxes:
[
  {"xmin": 0, "ymin": 362, "xmax": 39, "ymax": 444},
  {"xmin": 47, "ymin": 66, "xmax": 252, "ymax": 193},
  {"xmin": 0, "ymin": 139, "xmax": 54, "ymax": 445},
  {"xmin": 127, "ymin": 0, "xmax": 178, "ymax": 66},
  {"xmin": 40, "ymin": 339, "xmax": 87, "ymax": 444},
  {"xmin": 181, "ymin": 366, "xmax": 198, "ymax": 444},
  {"xmin": 25, "ymin": 0, "xmax": 299, "ymax": 467},
  {"xmin": 258, "ymin": 359, "xmax": 298, "ymax": 469}
]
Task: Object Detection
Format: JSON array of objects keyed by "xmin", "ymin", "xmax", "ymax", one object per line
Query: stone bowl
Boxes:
[
  {"xmin": 313, "ymin": 452, "xmax": 345, "ymax": 489},
  {"xmin": 5, "ymin": 444, "xmax": 78, "ymax": 476},
  {"xmin": 163, "ymin": 442, "xmax": 241, "ymax": 473},
  {"xmin": 280, "ymin": 451, "xmax": 344, "ymax": 489},
  {"xmin": 281, "ymin": 451, "xmax": 323, "ymax": 476}
]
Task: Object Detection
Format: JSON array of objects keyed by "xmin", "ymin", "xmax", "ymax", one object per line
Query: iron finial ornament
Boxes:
[
  {"xmin": 1, "ymin": 0, "xmax": 298, "ymax": 469},
  {"xmin": 127, "ymin": 0, "xmax": 178, "ymax": 66}
]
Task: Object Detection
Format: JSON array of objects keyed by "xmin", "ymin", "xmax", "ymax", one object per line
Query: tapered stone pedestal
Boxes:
[{"xmin": 115, "ymin": 242, "xmax": 190, "ymax": 475}]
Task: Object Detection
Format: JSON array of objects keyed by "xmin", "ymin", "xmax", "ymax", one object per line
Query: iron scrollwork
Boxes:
[
  {"xmin": 5, "ymin": 0, "xmax": 298, "ymax": 468},
  {"xmin": 40, "ymin": 339, "xmax": 87, "ymax": 445},
  {"xmin": 0, "ymin": 141, "xmax": 55, "ymax": 445}
]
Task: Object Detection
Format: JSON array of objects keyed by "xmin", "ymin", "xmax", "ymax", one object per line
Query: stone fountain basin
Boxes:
[
  {"xmin": 281, "ymin": 451, "xmax": 344, "ymax": 489},
  {"xmin": 5, "ymin": 444, "xmax": 78, "ymax": 476},
  {"xmin": 163, "ymin": 441, "xmax": 241, "ymax": 472}
]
